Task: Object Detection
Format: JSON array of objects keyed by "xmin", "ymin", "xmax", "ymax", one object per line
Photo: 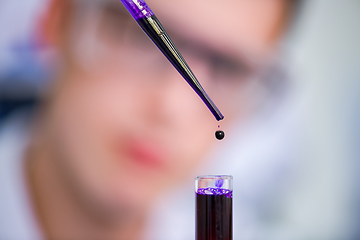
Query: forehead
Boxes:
[{"xmin": 146, "ymin": 0, "xmax": 287, "ymax": 56}]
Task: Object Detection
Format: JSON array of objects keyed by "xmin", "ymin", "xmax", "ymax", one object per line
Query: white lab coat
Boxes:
[{"xmin": 0, "ymin": 111, "xmax": 43, "ymax": 240}]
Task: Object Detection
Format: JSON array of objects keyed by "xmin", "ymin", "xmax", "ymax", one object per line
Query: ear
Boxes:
[{"xmin": 36, "ymin": 0, "xmax": 72, "ymax": 47}]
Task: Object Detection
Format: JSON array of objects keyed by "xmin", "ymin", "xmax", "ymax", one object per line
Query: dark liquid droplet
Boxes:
[{"xmin": 215, "ymin": 130, "xmax": 225, "ymax": 140}]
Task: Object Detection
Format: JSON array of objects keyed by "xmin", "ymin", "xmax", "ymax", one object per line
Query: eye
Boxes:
[
  {"xmin": 209, "ymin": 55, "xmax": 252, "ymax": 82},
  {"xmin": 98, "ymin": 4, "xmax": 133, "ymax": 40}
]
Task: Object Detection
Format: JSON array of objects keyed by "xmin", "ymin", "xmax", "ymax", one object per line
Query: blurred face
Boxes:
[{"xmin": 44, "ymin": 0, "xmax": 288, "ymax": 214}]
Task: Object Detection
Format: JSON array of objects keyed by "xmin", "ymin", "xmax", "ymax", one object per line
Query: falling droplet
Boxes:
[{"xmin": 215, "ymin": 130, "xmax": 225, "ymax": 140}]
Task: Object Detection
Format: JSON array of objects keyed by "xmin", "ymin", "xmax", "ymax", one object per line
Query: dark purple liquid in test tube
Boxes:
[
  {"xmin": 119, "ymin": 0, "xmax": 224, "ymax": 121},
  {"xmin": 195, "ymin": 175, "xmax": 233, "ymax": 240}
]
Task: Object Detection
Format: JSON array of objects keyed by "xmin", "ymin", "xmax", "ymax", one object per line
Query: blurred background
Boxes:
[
  {"xmin": 0, "ymin": 0, "xmax": 49, "ymax": 120},
  {"xmin": 0, "ymin": 0, "xmax": 359, "ymax": 239}
]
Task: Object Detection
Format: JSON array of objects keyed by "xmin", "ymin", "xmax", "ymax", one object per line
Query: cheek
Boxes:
[
  {"xmin": 47, "ymin": 77, "xmax": 154, "ymax": 208},
  {"xmin": 51, "ymin": 68, "xmax": 151, "ymax": 160},
  {"xmin": 49, "ymin": 81, "xmax": 111, "ymax": 175}
]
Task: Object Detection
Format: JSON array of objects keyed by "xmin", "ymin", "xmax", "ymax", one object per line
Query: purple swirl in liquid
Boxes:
[
  {"xmin": 215, "ymin": 179, "xmax": 224, "ymax": 188},
  {"xmin": 120, "ymin": 0, "xmax": 154, "ymax": 20},
  {"xmin": 197, "ymin": 187, "xmax": 232, "ymax": 198}
]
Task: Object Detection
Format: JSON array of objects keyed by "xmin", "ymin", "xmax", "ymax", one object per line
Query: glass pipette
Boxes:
[{"xmin": 119, "ymin": 0, "xmax": 224, "ymax": 121}]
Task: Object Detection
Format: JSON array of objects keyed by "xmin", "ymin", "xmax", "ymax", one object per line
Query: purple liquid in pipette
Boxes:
[{"xmin": 120, "ymin": 0, "xmax": 154, "ymax": 19}]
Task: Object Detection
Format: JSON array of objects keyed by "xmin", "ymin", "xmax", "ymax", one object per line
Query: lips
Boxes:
[{"xmin": 123, "ymin": 138, "xmax": 167, "ymax": 169}]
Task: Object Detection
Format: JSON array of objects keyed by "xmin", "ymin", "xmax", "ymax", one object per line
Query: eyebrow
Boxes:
[
  {"xmin": 100, "ymin": 1, "xmax": 133, "ymax": 19},
  {"xmin": 166, "ymin": 29, "xmax": 256, "ymax": 73}
]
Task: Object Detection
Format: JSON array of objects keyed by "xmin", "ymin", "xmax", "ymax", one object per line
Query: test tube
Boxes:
[{"xmin": 195, "ymin": 175, "xmax": 233, "ymax": 240}]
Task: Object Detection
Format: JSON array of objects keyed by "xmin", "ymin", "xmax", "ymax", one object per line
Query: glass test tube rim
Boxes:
[
  {"xmin": 195, "ymin": 175, "xmax": 233, "ymax": 192},
  {"xmin": 195, "ymin": 175, "xmax": 233, "ymax": 181}
]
